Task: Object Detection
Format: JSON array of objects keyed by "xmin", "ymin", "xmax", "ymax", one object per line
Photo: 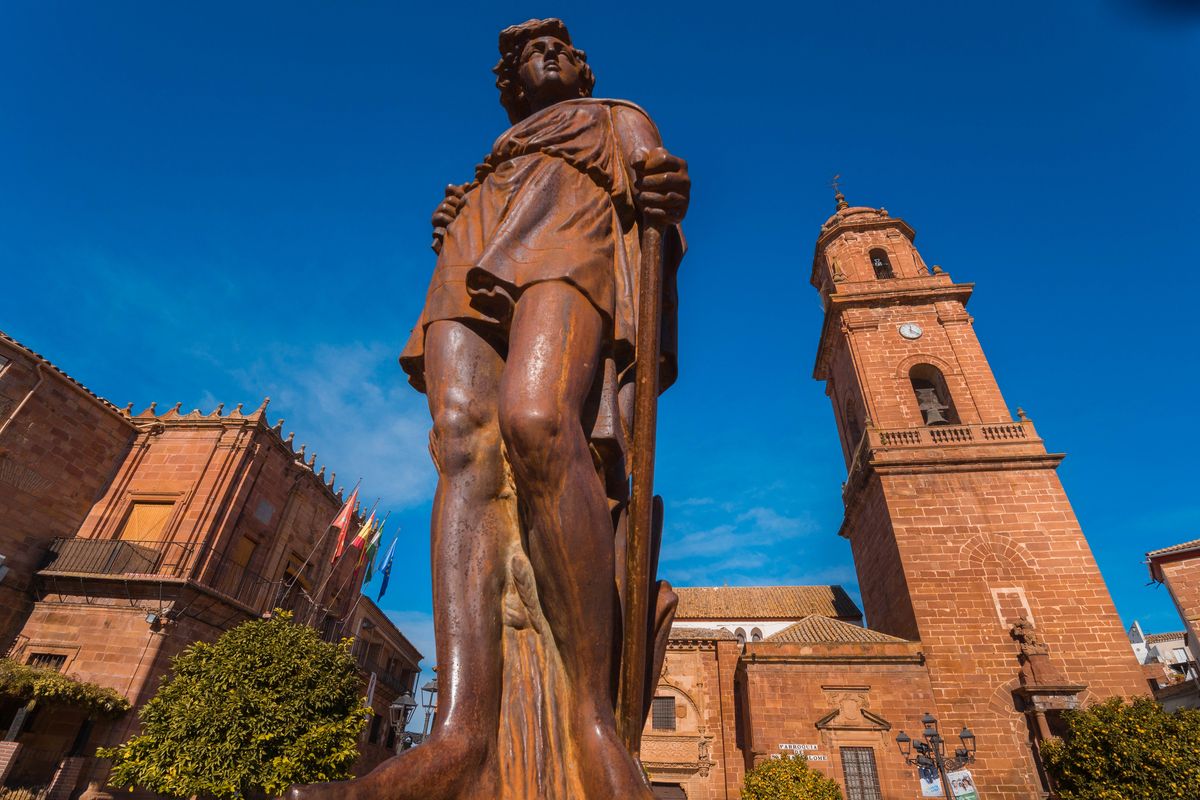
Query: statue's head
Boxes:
[{"xmin": 494, "ymin": 18, "xmax": 596, "ymax": 124}]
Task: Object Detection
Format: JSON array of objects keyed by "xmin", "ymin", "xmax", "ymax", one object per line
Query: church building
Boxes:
[{"xmin": 640, "ymin": 195, "xmax": 1148, "ymax": 800}]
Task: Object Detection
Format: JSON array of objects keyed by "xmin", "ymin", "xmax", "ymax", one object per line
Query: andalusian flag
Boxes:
[
  {"xmin": 363, "ymin": 520, "xmax": 384, "ymax": 581},
  {"xmin": 376, "ymin": 536, "xmax": 398, "ymax": 601},
  {"xmin": 329, "ymin": 486, "xmax": 360, "ymax": 564}
]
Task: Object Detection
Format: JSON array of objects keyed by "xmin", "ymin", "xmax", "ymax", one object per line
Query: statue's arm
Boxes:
[{"xmin": 612, "ymin": 106, "xmax": 689, "ymax": 226}]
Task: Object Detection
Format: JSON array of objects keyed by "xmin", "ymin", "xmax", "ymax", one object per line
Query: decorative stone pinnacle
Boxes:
[
  {"xmin": 214, "ymin": 402, "xmax": 225, "ymax": 416},
  {"xmin": 1017, "ymin": 407, "xmax": 1029, "ymax": 421}
]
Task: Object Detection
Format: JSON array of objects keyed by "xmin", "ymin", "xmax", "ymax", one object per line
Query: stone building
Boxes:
[
  {"xmin": 642, "ymin": 195, "xmax": 1148, "ymax": 800},
  {"xmin": 1143, "ymin": 540, "xmax": 1200, "ymax": 710},
  {"xmin": 0, "ymin": 331, "xmax": 421, "ymax": 797}
]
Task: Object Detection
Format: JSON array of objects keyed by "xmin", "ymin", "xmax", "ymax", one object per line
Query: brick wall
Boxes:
[
  {"xmin": 737, "ymin": 640, "xmax": 936, "ymax": 800},
  {"xmin": 812, "ymin": 206, "xmax": 1148, "ymax": 800},
  {"xmin": 640, "ymin": 637, "xmax": 740, "ymax": 800},
  {"xmin": 1158, "ymin": 555, "xmax": 1200, "ymax": 660},
  {"xmin": 0, "ymin": 340, "xmax": 134, "ymax": 647}
]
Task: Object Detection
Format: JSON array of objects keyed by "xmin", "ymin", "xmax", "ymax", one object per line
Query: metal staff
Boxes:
[{"xmin": 617, "ymin": 216, "xmax": 664, "ymax": 759}]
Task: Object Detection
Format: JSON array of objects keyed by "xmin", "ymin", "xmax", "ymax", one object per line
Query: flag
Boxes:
[
  {"xmin": 363, "ymin": 520, "xmax": 385, "ymax": 582},
  {"xmin": 330, "ymin": 486, "xmax": 360, "ymax": 564},
  {"xmin": 376, "ymin": 536, "xmax": 398, "ymax": 601},
  {"xmin": 350, "ymin": 512, "xmax": 375, "ymax": 552}
]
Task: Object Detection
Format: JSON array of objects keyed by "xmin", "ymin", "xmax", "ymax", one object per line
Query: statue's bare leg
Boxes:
[
  {"xmin": 290, "ymin": 320, "xmax": 506, "ymax": 800},
  {"xmin": 499, "ymin": 281, "xmax": 654, "ymax": 798}
]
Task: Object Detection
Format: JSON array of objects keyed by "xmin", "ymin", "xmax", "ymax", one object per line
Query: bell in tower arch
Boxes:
[{"xmin": 914, "ymin": 386, "xmax": 950, "ymax": 425}]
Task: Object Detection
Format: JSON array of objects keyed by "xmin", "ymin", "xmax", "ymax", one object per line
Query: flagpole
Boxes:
[
  {"xmin": 310, "ymin": 488, "xmax": 369, "ymax": 621},
  {"xmin": 327, "ymin": 504, "xmax": 383, "ymax": 607}
]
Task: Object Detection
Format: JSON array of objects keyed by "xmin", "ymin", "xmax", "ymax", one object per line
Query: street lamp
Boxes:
[
  {"xmin": 388, "ymin": 691, "xmax": 418, "ymax": 752},
  {"xmin": 896, "ymin": 712, "xmax": 977, "ymax": 800},
  {"xmin": 420, "ymin": 673, "xmax": 439, "ymax": 738}
]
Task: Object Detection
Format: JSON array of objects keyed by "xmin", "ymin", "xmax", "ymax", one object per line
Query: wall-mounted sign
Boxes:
[
  {"xmin": 779, "ymin": 743, "xmax": 820, "ymax": 751},
  {"xmin": 946, "ymin": 769, "xmax": 979, "ymax": 800},
  {"xmin": 805, "ymin": 754, "xmax": 829, "ymax": 761},
  {"xmin": 919, "ymin": 766, "xmax": 943, "ymax": 797}
]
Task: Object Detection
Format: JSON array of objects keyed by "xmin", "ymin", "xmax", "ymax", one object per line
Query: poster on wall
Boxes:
[
  {"xmin": 946, "ymin": 769, "xmax": 980, "ymax": 800},
  {"xmin": 918, "ymin": 766, "xmax": 943, "ymax": 797}
]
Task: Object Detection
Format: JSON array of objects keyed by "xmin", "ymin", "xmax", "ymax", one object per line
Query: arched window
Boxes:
[
  {"xmin": 870, "ymin": 249, "xmax": 894, "ymax": 280},
  {"xmin": 735, "ymin": 628, "xmax": 747, "ymax": 646},
  {"xmin": 909, "ymin": 365, "xmax": 960, "ymax": 425},
  {"xmin": 750, "ymin": 628, "xmax": 763, "ymax": 642}
]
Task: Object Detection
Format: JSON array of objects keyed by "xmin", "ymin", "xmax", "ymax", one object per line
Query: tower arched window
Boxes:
[
  {"xmin": 750, "ymin": 627, "xmax": 763, "ymax": 642},
  {"xmin": 870, "ymin": 249, "xmax": 894, "ymax": 280},
  {"xmin": 909, "ymin": 364, "xmax": 960, "ymax": 426},
  {"xmin": 735, "ymin": 628, "xmax": 747, "ymax": 646}
]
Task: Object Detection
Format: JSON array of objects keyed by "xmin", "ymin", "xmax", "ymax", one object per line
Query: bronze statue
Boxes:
[{"xmin": 290, "ymin": 18, "xmax": 688, "ymax": 799}]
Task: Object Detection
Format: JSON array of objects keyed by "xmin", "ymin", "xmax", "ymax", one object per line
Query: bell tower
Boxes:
[{"xmin": 810, "ymin": 190, "xmax": 1147, "ymax": 800}]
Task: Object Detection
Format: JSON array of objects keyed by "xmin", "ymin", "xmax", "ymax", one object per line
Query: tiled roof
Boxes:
[
  {"xmin": 0, "ymin": 329, "xmax": 130, "ymax": 422},
  {"xmin": 767, "ymin": 615, "xmax": 909, "ymax": 644},
  {"xmin": 1147, "ymin": 539, "xmax": 1200, "ymax": 558},
  {"xmin": 668, "ymin": 626, "xmax": 738, "ymax": 641},
  {"xmin": 672, "ymin": 585, "xmax": 862, "ymax": 622},
  {"xmin": 1144, "ymin": 631, "xmax": 1188, "ymax": 645}
]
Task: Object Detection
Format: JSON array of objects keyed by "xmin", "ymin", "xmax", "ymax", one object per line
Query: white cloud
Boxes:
[
  {"xmin": 658, "ymin": 496, "xmax": 849, "ymax": 589},
  {"xmin": 380, "ymin": 606, "xmax": 436, "ymax": 669},
  {"xmin": 231, "ymin": 340, "xmax": 436, "ymax": 508}
]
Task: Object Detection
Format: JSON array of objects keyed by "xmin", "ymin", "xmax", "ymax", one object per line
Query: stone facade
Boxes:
[
  {"xmin": 0, "ymin": 332, "xmax": 136, "ymax": 649},
  {"xmin": 810, "ymin": 197, "xmax": 1149, "ymax": 799},
  {"xmin": 0, "ymin": 331, "xmax": 421, "ymax": 795}
]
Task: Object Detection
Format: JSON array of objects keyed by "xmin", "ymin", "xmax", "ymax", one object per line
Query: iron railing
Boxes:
[{"xmin": 40, "ymin": 537, "xmax": 276, "ymax": 613}]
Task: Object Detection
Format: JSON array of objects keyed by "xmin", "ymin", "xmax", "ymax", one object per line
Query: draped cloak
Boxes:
[{"xmin": 399, "ymin": 97, "xmax": 683, "ymax": 494}]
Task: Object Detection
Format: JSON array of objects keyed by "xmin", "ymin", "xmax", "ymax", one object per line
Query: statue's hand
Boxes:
[
  {"xmin": 633, "ymin": 147, "xmax": 689, "ymax": 226},
  {"xmin": 431, "ymin": 183, "xmax": 470, "ymax": 253}
]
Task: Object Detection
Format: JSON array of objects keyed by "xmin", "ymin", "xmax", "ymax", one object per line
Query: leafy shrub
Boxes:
[
  {"xmin": 1041, "ymin": 696, "xmax": 1200, "ymax": 800},
  {"xmin": 98, "ymin": 612, "xmax": 368, "ymax": 798},
  {"xmin": 0, "ymin": 658, "xmax": 130, "ymax": 716},
  {"xmin": 741, "ymin": 753, "xmax": 843, "ymax": 800}
]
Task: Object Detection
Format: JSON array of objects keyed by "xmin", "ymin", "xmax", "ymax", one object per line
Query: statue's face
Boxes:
[{"xmin": 517, "ymin": 35, "xmax": 583, "ymax": 107}]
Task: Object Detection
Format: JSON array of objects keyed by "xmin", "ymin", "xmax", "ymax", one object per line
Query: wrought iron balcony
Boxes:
[{"xmin": 39, "ymin": 537, "xmax": 276, "ymax": 613}]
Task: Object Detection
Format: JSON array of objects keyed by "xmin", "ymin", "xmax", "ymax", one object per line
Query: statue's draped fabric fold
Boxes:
[{"xmin": 400, "ymin": 98, "xmax": 681, "ymax": 491}]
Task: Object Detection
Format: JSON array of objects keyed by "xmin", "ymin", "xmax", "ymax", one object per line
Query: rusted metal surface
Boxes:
[{"xmin": 288, "ymin": 17, "xmax": 688, "ymax": 800}]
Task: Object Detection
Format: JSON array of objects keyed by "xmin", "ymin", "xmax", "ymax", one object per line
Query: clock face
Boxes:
[{"xmin": 899, "ymin": 323, "xmax": 924, "ymax": 340}]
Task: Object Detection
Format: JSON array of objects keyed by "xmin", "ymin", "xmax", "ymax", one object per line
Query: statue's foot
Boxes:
[{"xmin": 286, "ymin": 733, "xmax": 497, "ymax": 800}]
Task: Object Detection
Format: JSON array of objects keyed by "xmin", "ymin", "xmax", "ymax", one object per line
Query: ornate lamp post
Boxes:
[
  {"xmin": 896, "ymin": 712, "xmax": 977, "ymax": 800},
  {"xmin": 388, "ymin": 691, "xmax": 418, "ymax": 752},
  {"xmin": 419, "ymin": 673, "xmax": 439, "ymax": 738}
]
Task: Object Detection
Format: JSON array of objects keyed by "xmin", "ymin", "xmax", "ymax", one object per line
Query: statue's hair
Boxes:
[{"xmin": 494, "ymin": 18, "xmax": 596, "ymax": 124}]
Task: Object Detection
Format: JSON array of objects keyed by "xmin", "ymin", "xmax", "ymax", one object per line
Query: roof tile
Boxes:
[
  {"xmin": 672, "ymin": 585, "xmax": 861, "ymax": 622},
  {"xmin": 767, "ymin": 615, "xmax": 910, "ymax": 644}
]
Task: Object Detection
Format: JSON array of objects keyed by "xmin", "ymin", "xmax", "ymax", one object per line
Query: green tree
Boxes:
[
  {"xmin": 99, "ymin": 612, "xmax": 369, "ymax": 799},
  {"xmin": 740, "ymin": 754, "xmax": 843, "ymax": 800},
  {"xmin": 1041, "ymin": 696, "xmax": 1200, "ymax": 800}
]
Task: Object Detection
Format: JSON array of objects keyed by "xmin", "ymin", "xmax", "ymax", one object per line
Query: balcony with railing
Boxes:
[
  {"xmin": 843, "ymin": 417, "xmax": 1056, "ymax": 501},
  {"xmin": 38, "ymin": 537, "xmax": 277, "ymax": 614}
]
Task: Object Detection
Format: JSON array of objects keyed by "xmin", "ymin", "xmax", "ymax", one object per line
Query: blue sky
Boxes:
[{"xmin": 2, "ymin": 1, "xmax": 1199, "ymax": 670}]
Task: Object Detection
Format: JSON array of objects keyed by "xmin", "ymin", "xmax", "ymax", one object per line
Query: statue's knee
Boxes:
[
  {"xmin": 431, "ymin": 406, "xmax": 493, "ymax": 475},
  {"xmin": 499, "ymin": 403, "xmax": 565, "ymax": 470}
]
